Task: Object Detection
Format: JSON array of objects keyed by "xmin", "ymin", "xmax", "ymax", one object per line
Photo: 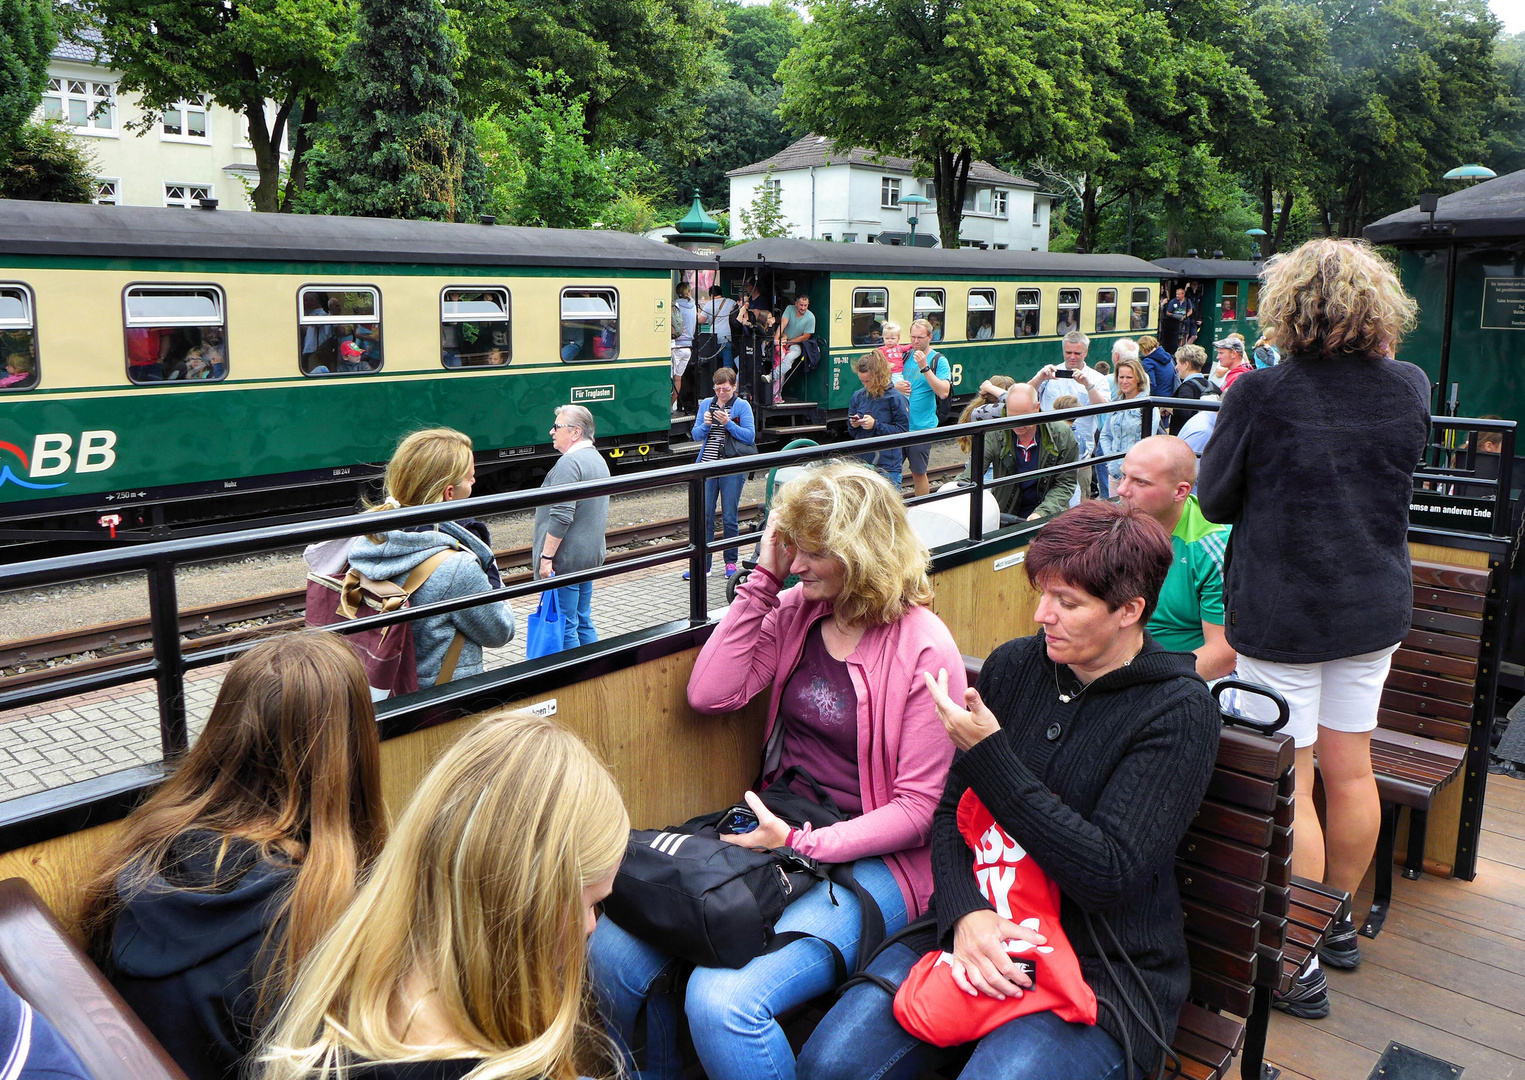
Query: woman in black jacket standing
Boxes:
[
  {"xmin": 1198, "ymin": 238, "xmax": 1431, "ymax": 1019},
  {"xmin": 798, "ymin": 502, "xmax": 1219, "ymax": 1080}
]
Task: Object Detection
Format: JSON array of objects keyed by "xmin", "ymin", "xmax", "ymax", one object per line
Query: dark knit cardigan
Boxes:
[
  {"xmin": 1197, "ymin": 353, "xmax": 1431, "ymax": 664},
  {"xmin": 928, "ymin": 633, "xmax": 1219, "ymax": 1073}
]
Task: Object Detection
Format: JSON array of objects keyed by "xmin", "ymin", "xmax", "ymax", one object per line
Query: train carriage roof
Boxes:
[
  {"xmin": 1153, "ymin": 257, "xmax": 1265, "ymax": 279},
  {"xmin": 0, "ymin": 199, "xmax": 715, "ymax": 269},
  {"xmin": 1365, "ymin": 169, "xmax": 1525, "ymax": 244},
  {"xmin": 717, "ymin": 238, "xmax": 1161, "ymax": 278}
]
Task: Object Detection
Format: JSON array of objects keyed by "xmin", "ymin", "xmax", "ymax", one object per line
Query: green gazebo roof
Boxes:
[{"xmin": 674, "ymin": 191, "xmax": 723, "ymax": 237}]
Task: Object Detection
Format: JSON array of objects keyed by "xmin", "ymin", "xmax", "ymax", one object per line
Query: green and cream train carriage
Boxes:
[
  {"xmin": 715, "ymin": 240, "xmax": 1165, "ymax": 422},
  {"xmin": 0, "ymin": 199, "xmax": 715, "ymax": 540}
]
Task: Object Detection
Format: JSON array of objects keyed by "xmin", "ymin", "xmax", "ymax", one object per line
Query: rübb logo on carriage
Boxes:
[{"xmin": 0, "ymin": 431, "xmax": 118, "ymax": 489}]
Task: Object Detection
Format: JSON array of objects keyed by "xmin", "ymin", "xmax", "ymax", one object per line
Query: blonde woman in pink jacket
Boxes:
[{"xmin": 589, "ymin": 460, "xmax": 964, "ymax": 1080}]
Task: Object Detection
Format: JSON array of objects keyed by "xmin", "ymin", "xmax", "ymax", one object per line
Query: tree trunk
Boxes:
[
  {"xmin": 1260, "ymin": 170, "xmax": 1274, "ymax": 239},
  {"xmin": 244, "ymin": 93, "xmax": 294, "ymax": 213},
  {"xmin": 1077, "ymin": 176, "xmax": 1098, "ymax": 253},
  {"xmin": 1273, "ymin": 188, "xmax": 1294, "ymax": 254},
  {"xmin": 1126, "ymin": 190, "xmax": 1136, "ymax": 255},
  {"xmin": 281, "ymin": 96, "xmax": 320, "ymax": 211},
  {"xmin": 1163, "ymin": 194, "xmax": 1184, "ymax": 257},
  {"xmin": 933, "ymin": 149, "xmax": 972, "ymax": 249}
]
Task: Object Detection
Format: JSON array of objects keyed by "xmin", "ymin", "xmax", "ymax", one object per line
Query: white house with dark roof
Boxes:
[
  {"xmin": 727, "ymin": 134, "xmax": 1052, "ymax": 249},
  {"xmin": 40, "ymin": 31, "xmax": 287, "ymax": 210}
]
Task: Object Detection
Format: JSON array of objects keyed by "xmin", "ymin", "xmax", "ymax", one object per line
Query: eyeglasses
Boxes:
[{"xmin": 550, "ymin": 423, "xmax": 574, "ymax": 431}]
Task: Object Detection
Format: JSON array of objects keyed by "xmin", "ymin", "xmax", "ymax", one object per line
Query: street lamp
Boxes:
[
  {"xmin": 899, "ymin": 192, "xmax": 932, "ymax": 247},
  {"xmin": 1245, "ymin": 227, "xmax": 1267, "ymax": 261},
  {"xmin": 1443, "ymin": 164, "xmax": 1497, "ymax": 184}
]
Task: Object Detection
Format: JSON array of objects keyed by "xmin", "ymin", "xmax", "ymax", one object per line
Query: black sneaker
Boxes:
[
  {"xmin": 1319, "ymin": 916, "xmax": 1361, "ymax": 970},
  {"xmin": 1273, "ymin": 966, "xmax": 1330, "ymax": 1019}
]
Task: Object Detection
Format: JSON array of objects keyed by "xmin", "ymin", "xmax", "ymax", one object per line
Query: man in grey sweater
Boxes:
[{"xmin": 534, "ymin": 405, "xmax": 610, "ymax": 649}]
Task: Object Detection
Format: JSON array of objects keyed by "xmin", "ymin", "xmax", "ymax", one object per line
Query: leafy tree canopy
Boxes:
[
  {"xmin": 0, "ymin": 0, "xmax": 54, "ymax": 157},
  {"xmin": 73, "ymin": 0, "xmax": 352, "ymax": 211},
  {"xmin": 0, "ymin": 120, "xmax": 96, "ymax": 202},
  {"xmin": 720, "ymin": 0, "xmax": 801, "ymax": 92}
]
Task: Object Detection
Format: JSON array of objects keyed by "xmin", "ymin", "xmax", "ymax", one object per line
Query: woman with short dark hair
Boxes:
[{"xmin": 798, "ymin": 501, "xmax": 1219, "ymax": 1080}]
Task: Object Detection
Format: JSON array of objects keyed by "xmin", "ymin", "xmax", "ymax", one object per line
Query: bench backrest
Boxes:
[
  {"xmin": 0, "ymin": 877, "xmax": 189, "ymax": 1080},
  {"xmin": 1386, "ymin": 558, "xmax": 1493, "ymax": 746}
]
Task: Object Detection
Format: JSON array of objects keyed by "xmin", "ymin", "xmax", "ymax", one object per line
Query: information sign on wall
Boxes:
[
  {"xmin": 571, "ymin": 385, "xmax": 615, "ymax": 403},
  {"xmin": 1409, "ymin": 490, "xmax": 1497, "ymax": 535},
  {"xmin": 1480, "ymin": 278, "xmax": 1525, "ymax": 330}
]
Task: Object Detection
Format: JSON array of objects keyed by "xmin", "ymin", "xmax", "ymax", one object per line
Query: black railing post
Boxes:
[
  {"xmin": 146, "ymin": 558, "xmax": 188, "ymax": 760},
  {"xmin": 1495, "ymin": 423, "xmax": 1517, "ymax": 538},
  {"xmin": 1140, "ymin": 398, "xmax": 1155, "ymax": 446},
  {"xmin": 688, "ymin": 477, "xmax": 708, "ymax": 622},
  {"xmin": 968, "ymin": 425, "xmax": 986, "ymax": 543}
]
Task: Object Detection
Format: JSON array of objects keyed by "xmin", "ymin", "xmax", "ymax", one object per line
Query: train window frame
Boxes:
[
  {"xmin": 966, "ymin": 288, "xmax": 997, "ymax": 341},
  {"xmin": 1221, "ymin": 281, "xmax": 1240, "ymax": 321},
  {"xmin": 1095, "ymin": 288, "xmax": 1118, "ymax": 334},
  {"xmin": 122, "ymin": 283, "xmax": 229, "ymax": 386},
  {"xmin": 1015, "ymin": 288, "xmax": 1041, "ymax": 338},
  {"xmin": 851, "ymin": 287, "xmax": 890, "ymax": 347},
  {"xmin": 1245, "ymin": 282, "xmax": 1260, "ymax": 320},
  {"xmin": 559, "ymin": 287, "xmax": 620, "ymax": 363},
  {"xmin": 1130, "ymin": 287, "xmax": 1152, "ymax": 331},
  {"xmin": 1057, "ymin": 288, "xmax": 1081, "ymax": 335},
  {"xmin": 297, "ymin": 285, "xmax": 384, "ymax": 377},
  {"xmin": 440, "ymin": 286, "xmax": 511, "ymax": 370},
  {"xmin": 0, "ymin": 284, "xmax": 40, "ymax": 393},
  {"xmin": 913, "ymin": 288, "xmax": 946, "ymax": 341}
]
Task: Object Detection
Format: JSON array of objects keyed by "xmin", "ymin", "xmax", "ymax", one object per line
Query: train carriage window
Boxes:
[
  {"xmin": 1130, "ymin": 288, "xmax": 1151, "ymax": 331},
  {"xmin": 851, "ymin": 288, "xmax": 889, "ymax": 346},
  {"xmin": 0, "ymin": 286, "xmax": 39, "ymax": 392},
  {"xmin": 914, "ymin": 288, "xmax": 946, "ymax": 342},
  {"xmin": 1095, "ymin": 288, "xmax": 1118, "ymax": 333},
  {"xmin": 1221, "ymin": 281, "xmax": 1239, "ymax": 321},
  {"xmin": 1014, "ymin": 289, "xmax": 1041, "ymax": 338},
  {"xmin": 1245, "ymin": 282, "xmax": 1259, "ymax": 320},
  {"xmin": 966, "ymin": 289, "xmax": 997, "ymax": 340},
  {"xmin": 124, "ymin": 285, "xmax": 228, "ymax": 384},
  {"xmin": 298, "ymin": 287, "xmax": 382, "ymax": 376},
  {"xmin": 441, "ymin": 288, "xmax": 511, "ymax": 369},
  {"xmin": 560, "ymin": 288, "xmax": 619, "ymax": 362},
  {"xmin": 1056, "ymin": 289, "xmax": 1081, "ymax": 335}
]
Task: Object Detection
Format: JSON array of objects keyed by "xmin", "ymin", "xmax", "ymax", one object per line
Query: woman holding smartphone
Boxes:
[
  {"xmin": 688, "ymin": 366, "xmax": 756, "ymax": 579},
  {"xmin": 848, "ymin": 352, "xmax": 910, "ymax": 487}
]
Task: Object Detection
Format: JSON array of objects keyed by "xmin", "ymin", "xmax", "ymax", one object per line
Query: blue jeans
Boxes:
[
  {"xmin": 704, "ymin": 474, "xmax": 746, "ymax": 570},
  {"xmin": 555, "ymin": 580, "xmax": 596, "ymax": 649},
  {"xmin": 589, "ymin": 857, "xmax": 908, "ymax": 1080},
  {"xmin": 797, "ymin": 942, "xmax": 1128, "ymax": 1080}
]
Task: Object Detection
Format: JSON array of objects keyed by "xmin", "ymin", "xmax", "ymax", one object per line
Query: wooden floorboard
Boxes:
[{"xmin": 1265, "ymin": 775, "xmax": 1525, "ymax": 1080}]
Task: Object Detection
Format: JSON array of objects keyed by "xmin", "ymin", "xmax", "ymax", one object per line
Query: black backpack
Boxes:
[{"xmin": 602, "ymin": 766, "xmax": 886, "ymax": 977}]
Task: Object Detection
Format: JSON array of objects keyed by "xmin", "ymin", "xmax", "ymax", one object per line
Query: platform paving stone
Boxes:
[{"xmin": 0, "ymin": 561, "xmax": 734, "ymax": 801}]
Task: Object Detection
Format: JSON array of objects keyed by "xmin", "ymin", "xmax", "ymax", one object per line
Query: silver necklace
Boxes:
[{"xmin": 1054, "ymin": 645, "xmax": 1144, "ymax": 703}]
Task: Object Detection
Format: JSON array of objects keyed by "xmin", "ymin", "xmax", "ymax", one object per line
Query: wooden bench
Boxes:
[
  {"xmin": 1359, "ymin": 558, "xmax": 1487, "ymax": 937},
  {"xmin": 0, "ymin": 877, "xmax": 189, "ymax": 1080}
]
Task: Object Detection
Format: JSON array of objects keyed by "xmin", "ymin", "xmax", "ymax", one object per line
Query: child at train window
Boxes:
[
  {"xmin": 79, "ymin": 634, "xmax": 389, "ymax": 1080},
  {"xmin": 0, "ymin": 352, "xmax": 34, "ymax": 389},
  {"xmin": 483, "ymin": 346, "xmax": 507, "ymax": 366},
  {"xmin": 200, "ymin": 326, "xmax": 227, "ymax": 378},
  {"xmin": 171, "ymin": 347, "xmax": 213, "ymax": 380}
]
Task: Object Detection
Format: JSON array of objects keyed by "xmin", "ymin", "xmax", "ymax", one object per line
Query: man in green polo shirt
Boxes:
[{"xmin": 1116, "ymin": 435, "xmax": 1237, "ymax": 679}]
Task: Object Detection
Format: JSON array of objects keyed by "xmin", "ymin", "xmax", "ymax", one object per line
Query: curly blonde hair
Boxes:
[
  {"xmin": 769, "ymin": 461, "xmax": 933, "ymax": 626},
  {"xmin": 1257, "ymin": 238, "xmax": 1417, "ymax": 358}
]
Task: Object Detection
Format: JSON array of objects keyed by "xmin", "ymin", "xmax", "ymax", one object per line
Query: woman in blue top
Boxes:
[
  {"xmin": 848, "ymin": 352, "xmax": 910, "ymax": 487},
  {"xmin": 689, "ymin": 366, "xmax": 756, "ymax": 579},
  {"xmin": 1097, "ymin": 357, "xmax": 1150, "ymax": 497}
]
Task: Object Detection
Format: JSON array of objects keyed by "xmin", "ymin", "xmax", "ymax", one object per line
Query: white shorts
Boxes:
[
  {"xmin": 671, "ymin": 347, "xmax": 691, "ymax": 377},
  {"xmin": 1231, "ymin": 646, "xmax": 1399, "ymax": 749}
]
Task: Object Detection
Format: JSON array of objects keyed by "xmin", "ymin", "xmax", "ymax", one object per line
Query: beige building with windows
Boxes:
[{"xmin": 42, "ymin": 34, "xmax": 287, "ymax": 210}]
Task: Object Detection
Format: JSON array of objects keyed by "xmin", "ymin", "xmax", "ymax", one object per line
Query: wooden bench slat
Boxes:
[
  {"xmin": 1187, "ymin": 934, "xmax": 1257, "ymax": 984},
  {"xmin": 1408, "ymin": 606, "xmax": 1483, "ymax": 636},
  {"xmin": 1377, "ymin": 707, "xmax": 1471, "ymax": 744},
  {"xmin": 1192, "ymin": 799, "xmax": 1274, "ymax": 848},
  {"xmin": 1157, "ymin": 1049, "xmax": 1222, "ymax": 1080},
  {"xmin": 1179, "ymin": 830, "xmax": 1271, "ymax": 882},
  {"xmin": 1172, "ymin": 1028, "xmax": 1236, "ymax": 1075},
  {"xmin": 1182, "ymin": 900, "xmax": 1260, "ymax": 953},
  {"xmin": 1188, "ymin": 968, "xmax": 1254, "ymax": 1017},
  {"xmin": 1413, "ymin": 584, "xmax": 1488, "ymax": 613},
  {"xmin": 1266, "ymin": 853, "xmax": 1291, "ymax": 888},
  {"xmin": 1175, "ymin": 862, "xmax": 1265, "ymax": 917},
  {"xmin": 1176, "ymin": 1002, "xmax": 1247, "ymax": 1054},
  {"xmin": 1216, "ymin": 726, "xmax": 1295, "ymax": 779},
  {"xmin": 1386, "ymin": 668, "xmax": 1477, "ymax": 704},
  {"xmin": 1253, "ymin": 942, "xmax": 1283, "ymax": 988},
  {"xmin": 1264, "ymin": 883, "xmax": 1290, "ymax": 918},
  {"xmin": 1371, "ymin": 727, "xmax": 1469, "ymax": 759},
  {"xmin": 1273, "ymin": 793, "xmax": 1293, "ymax": 828},
  {"xmin": 1403, "ymin": 626, "xmax": 1482, "ymax": 659},
  {"xmin": 1369, "ymin": 749, "xmax": 1462, "ymax": 786},
  {"xmin": 1392, "ymin": 646, "xmax": 1478, "ymax": 681},
  {"xmin": 1206, "ymin": 766, "xmax": 1278, "ymax": 812},
  {"xmin": 1410, "ymin": 559, "xmax": 1492, "ymax": 593},
  {"xmin": 1270, "ymin": 825, "xmax": 1292, "ymax": 858},
  {"xmin": 1381, "ymin": 687, "xmax": 1474, "ymax": 723}
]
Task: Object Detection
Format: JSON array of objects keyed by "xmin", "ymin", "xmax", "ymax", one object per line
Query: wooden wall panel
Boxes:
[
  {"xmin": 929, "ymin": 548, "xmax": 1040, "ymax": 659},
  {"xmin": 0, "ymin": 822, "xmax": 124, "ymax": 939},
  {"xmin": 1409, "ymin": 542, "xmax": 1491, "ymax": 570}
]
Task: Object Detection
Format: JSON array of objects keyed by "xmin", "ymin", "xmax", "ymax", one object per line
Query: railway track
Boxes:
[{"xmin": 0, "ymin": 465, "xmax": 966, "ymax": 695}]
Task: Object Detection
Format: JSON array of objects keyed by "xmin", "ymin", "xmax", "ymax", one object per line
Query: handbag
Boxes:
[
  {"xmin": 890, "ymin": 788, "xmax": 1097, "ymax": 1046},
  {"xmin": 602, "ymin": 766, "xmax": 884, "ymax": 976},
  {"xmin": 524, "ymin": 587, "xmax": 565, "ymax": 659}
]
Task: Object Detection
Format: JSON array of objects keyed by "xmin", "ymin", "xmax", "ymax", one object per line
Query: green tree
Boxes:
[
  {"xmin": 0, "ymin": 121, "xmax": 96, "ymax": 202},
  {"xmin": 307, "ymin": 0, "xmax": 483, "ymax": 221},
  {"xmin": 448, "ymin": 0, "xmax": 724, "ymax": 148},
  {"xmin": 738, "ymin": 168, "xmax": 791, "ymax": 238},
  {"xmin": 0, "ymin": 0, "xmax": 54, "ymax": 158},
  {"xmin": 643, "ymin": 78, "xmax": 793, "ymax": 205},
  {"xmin": 779, "ymin": 0, "xmax": 1106, "ymax": 249},
  {"xmin": 74, "ymin": 0, "xmax": 352, "ymax": 211},
  {"xmin": 721, "ymin": 0, "xmax": 800, "ymax": 92}
]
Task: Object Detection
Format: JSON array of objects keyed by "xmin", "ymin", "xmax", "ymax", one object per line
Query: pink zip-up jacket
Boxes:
[{"xmin": 688, "ymin": 565, "xmax": 964, "ymax": 917}]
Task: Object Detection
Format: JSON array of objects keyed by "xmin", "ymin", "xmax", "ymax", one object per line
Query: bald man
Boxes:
[
  {"xmin": 961, "ymin": 382, "xmax": 1079, "ymax": 522},
  {"xmin": 1116, "ymin": 435, "xmax": 1237, "ymax": 679}
]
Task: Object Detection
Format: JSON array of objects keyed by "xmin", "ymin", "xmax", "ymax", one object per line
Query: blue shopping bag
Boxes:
[{"xmin": 525, "ymin": 587, "xmax": 565, "ymax": 659}]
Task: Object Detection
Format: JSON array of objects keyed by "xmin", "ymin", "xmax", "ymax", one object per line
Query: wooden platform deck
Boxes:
[{"xmin": 1266, "ymin": 773, "xmax": 1525, "ymax": 1080}]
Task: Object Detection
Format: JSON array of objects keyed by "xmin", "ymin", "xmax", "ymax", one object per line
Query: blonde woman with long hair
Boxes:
[
  {"xmin": 80, "ymin": 634, "xmax": 388, "ymax": 1080},
  {"xmin": 590, "ymin": 461, "xmax": 964, "ymax": 1080},
  {"xmin": 1199, "ymin": 238, "xmax": 1430, "ymax": 1019},
  {"xmin": 348, "ymin": 428, "xmax": 513, "ymax": 687},
  {"xmin": 259, "ymin": 711, "xmax": 629, "ymax": 1080},
  {"xmin": 1097, "ymin": 356, "xmax": 1151, "ymax": 491}
]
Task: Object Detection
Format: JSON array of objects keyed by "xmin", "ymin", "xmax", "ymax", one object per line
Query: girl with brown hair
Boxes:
[
  {"xmin": 80, "ymin": 633, "xmax": 389, "ymax": 1080},
  {"xmin": 847, "ymin": 352, "xmax": 910, "ymax": 486}
]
